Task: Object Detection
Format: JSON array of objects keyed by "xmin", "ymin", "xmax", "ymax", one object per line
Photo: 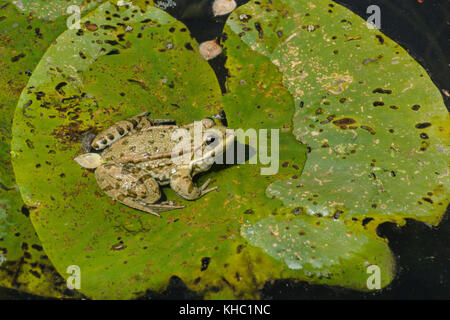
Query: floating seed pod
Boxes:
[
  {"xmin": 212, "ymin": 0, "xmax": 237, "ymax": 17},
  {"xmin": 198, "ymin": 39, "xmax": 222, "ymax": 60}
]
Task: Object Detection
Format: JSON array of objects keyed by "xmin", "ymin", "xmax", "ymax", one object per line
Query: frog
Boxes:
[{"xmin": 75, "ymin": 112, "xmax": 235, "ymax": 216}]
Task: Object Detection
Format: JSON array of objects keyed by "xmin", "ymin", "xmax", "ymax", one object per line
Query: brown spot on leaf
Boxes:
[
  {"xmin": 333, "ymin": 118, "xmax": 356, "ymax": 129},
  {"xmin": 415, "ymin": 122, "xmax": 431, "ymax": 129},
  {"xmin": 51, "ymin": 122, "xmax": 85, "ymax": 150},
  {"xmin": 360, "ymin": 126, "xmax": 376, "ymax": 135},
  {"xmin": 84, "ymin": 22, "xmax": 98, "ymax": 31}
]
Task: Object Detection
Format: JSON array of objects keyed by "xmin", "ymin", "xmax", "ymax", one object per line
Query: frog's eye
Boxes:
[{"xmin": 205, "ymin": 136, "xmax": 216, "ymax": 145}]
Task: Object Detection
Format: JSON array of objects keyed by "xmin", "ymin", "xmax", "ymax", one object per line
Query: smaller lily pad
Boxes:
[
  {"xmin": 242, "ymin": 215, "xmax": 394, "ymax": 290},
  {"xmin": 223, "ymin": 0, "xmax": 449, "ymax": 291}
]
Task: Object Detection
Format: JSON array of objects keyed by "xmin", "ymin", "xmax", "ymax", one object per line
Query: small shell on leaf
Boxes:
[
  {"xmin": 198, "ymin": 39, "xmax": 222, "ymax": 61},
  {"xmin": 74, "ymin": 153, "xmax": 103, "ymax": 169},
  {"xmin": 212, "ymin": 0, "xmax": 237, "ymax": 16}
]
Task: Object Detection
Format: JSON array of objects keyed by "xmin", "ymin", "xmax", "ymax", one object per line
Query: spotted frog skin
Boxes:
[{"xmin": 75, "ymin": 112, "xmax": 235, "ymax": 216}]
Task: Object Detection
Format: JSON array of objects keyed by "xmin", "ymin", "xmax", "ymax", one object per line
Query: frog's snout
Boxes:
[{"xmin": 74, "ymin": 153, "xmax": 104, "ymax": 169}]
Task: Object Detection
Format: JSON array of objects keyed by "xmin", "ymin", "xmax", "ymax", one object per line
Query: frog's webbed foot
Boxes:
[
  {"xmin": 118, "ymin": 198, "xmax": 163, "ymax": 217},
  {"xmin": 199, "ymin": 178, "xmax": 218, "ymax": 196},
  {"xmin": 139, "ymin": 203, "xmax": 185, "ymax": 216},
  {"xmin": 118, "ymin": 201, "xmax": 184, "ymax": 217}
]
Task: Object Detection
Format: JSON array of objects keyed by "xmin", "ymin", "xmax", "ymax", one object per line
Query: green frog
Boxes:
[{"xmin": 75, "ymin": 112, "xmax": 235, "ymax": 216}]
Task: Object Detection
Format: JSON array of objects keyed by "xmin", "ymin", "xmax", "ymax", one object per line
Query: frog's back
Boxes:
[
  {"xmin": 101, "ymin": 128, "xmax": 186, "ymax": 184},
  {"xmin": 102, "ymin": 128, "xmax": 178, "ymax": 161}
]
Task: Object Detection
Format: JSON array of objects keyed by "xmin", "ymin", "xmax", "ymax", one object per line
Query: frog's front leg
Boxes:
[
  {"xmin": 95, "ymin": 163, "xmax": 183, "ymax": 216},
  {"xmin": 170, "ymin": 168, "xmax": 218, "ymax": 200}
]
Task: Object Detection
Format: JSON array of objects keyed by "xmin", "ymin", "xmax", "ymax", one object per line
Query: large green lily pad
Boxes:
[
  {"xmin": 10, "ymin": 1, "xmax": 306, "ymax": 299},
  {"xmin": 222, "ymin": 0, "xmax": 449, "ymax": 290},
  {"xmin": 0, "ymin": 0, "xmax": 99, "ymax": 297}
]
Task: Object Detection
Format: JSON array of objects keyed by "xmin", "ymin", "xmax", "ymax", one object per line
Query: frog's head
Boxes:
[{"xmin": 190, "ymin": 117, "xmax": 235, "ymax": 173}]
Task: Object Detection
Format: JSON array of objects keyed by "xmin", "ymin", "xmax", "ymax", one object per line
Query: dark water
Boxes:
[{"xmin": 1, "ymin": 0, "xmax": 449, "ymax": 299}]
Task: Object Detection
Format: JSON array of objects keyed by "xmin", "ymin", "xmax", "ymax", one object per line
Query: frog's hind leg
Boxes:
[
  {"xmin": 95, "ymin": 164, "xmax": 184, "ymax": 216},
  {"xmin": 91, "ymin": 112, "xmax": 151, "ymax": 151},
  {"xmin": 91, "ymin": 112, "xmax": 177, "ymax": 151},
  {"xmin": 114, "ymin": 195, "xmax": 185, "ymax": 217}
]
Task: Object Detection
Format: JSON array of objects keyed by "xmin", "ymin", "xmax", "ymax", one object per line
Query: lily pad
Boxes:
[
  {"xmin": 221, "ymin": 7, "xmax": 396, "ymax": 291},
  {"xmin": 223, "ymin": 0, "xmax": 449, "ymax": 290},
  {"xmin": 221, "ymin": 24, "xmax": 294, "ymax": 131},
  {"xmin": 241, "ymin": 215, "xmax": 394, "ymax": 289},
  {"xmin": 11, "ymin": 1, "xmax": 307, "ymax": 299},
  {"xmin": 0, "ymin": 0, "xmax": 98, "ymax": 297},
  {"xmin": 227, "ymin": 0, "xmax": 449, "ymax": 224}
]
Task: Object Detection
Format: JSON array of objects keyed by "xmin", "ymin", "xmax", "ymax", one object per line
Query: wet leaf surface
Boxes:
[
  {"xmin": 222, "ymin": 7, "xmax": 394, "ymax": 291},
  {"xmin": 10, "ymin": 2, "xmax": 307, "ymax": 299},
  {"xmin": 6, "ymin": 0, "xmax": 448, "ymax": 298},
  {"xmin": 0, "ymin": 0, "xmax": 99, "ymax": 297},
  {"xmin": 223, "ymin": 0, "xmax": 449, "ymax": 290},
  {"xmin": 241, "ymin": 215, "xmax": 394, "ymax": 289}
]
